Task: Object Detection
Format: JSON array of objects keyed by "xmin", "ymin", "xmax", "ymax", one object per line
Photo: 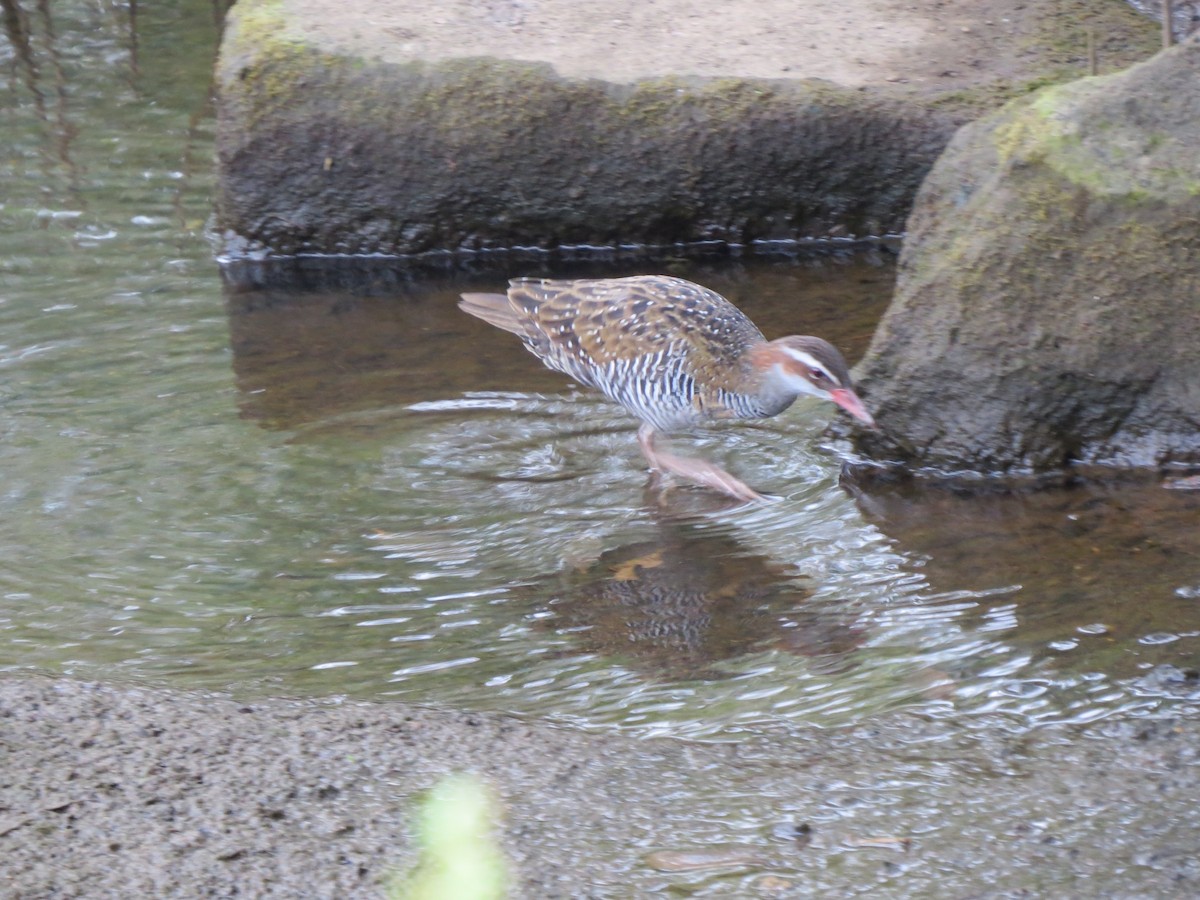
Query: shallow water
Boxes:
[{"xmin": 2, "ymin": 0, "xmax": 1199, "ymax": 746}]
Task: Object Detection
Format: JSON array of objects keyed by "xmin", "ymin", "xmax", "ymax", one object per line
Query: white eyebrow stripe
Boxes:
[{"xmin": 778, "ymin": 347, "xmax": 835, "ymax": 381}]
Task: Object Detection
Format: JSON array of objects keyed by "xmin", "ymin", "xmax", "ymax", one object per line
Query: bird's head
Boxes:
[{"xmin": 762, "ymin": 336, "xmax": 876, "ymax": 428}]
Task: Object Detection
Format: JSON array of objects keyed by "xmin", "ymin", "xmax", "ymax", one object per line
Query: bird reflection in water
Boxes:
[{"xmin": 531, "ymin": 505, "xmax": 862, "ymax": 682}]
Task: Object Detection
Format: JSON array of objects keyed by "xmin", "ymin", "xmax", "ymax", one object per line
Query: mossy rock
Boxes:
[
  {"xmin": 213, "ymin": 0, "xmax": 959, "ymax": 256},
  {"xmin": 853, "ymin": 38, "xmax": 1200, "ymax": 474}
]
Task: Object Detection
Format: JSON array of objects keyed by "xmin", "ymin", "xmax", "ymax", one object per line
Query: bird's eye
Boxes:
[{"xmin": 809, "ymin": 368, "xmax": 827, "ymax": 382}]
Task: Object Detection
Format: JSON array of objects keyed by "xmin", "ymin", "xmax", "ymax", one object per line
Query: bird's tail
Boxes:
[{"xmin": 459, "ymin": 293, "xmax": 525, "ymax": 336}]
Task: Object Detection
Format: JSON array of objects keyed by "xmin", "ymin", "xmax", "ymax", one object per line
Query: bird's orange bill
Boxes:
[{"xmin": 830, "ymin": 388, "xmax": 876, "ymax": 428}]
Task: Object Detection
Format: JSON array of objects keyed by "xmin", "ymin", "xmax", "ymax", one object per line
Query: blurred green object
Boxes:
[{"xmin": 392, "ymin": 774, "xmax": 509, "ymax": 900}]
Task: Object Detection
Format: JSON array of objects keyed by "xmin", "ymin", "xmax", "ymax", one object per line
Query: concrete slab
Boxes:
[{"xmin": 213, "ymin": 0, "xmax": 1158, "ymax": 259}]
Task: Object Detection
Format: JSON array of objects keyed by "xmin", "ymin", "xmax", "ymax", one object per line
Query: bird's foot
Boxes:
[
  {"xmin": 658, "ymin": 455, "xmax": 766, "ymax": 503},
  {"xmin": 637, "ymin": 425, "xmax": 766, "ymax": 503}
]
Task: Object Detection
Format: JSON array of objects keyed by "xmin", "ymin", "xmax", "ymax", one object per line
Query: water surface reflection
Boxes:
[
  {"xmin": 527, "ymin": 501, "xmax": 863, "ymax": 681},
  {"xmin": 847, "ymin": 471, "xmax": 1200, "ymax": 691},
  {"xmin": 2, "ymin": 0, "xmax": 1198, "ymax": 742},
  {"xmin": 213, "ymin": 258, "xmax": 1200, "ymax": 736}
]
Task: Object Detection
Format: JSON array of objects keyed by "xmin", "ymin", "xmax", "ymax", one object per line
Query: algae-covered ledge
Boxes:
[
  {"xmin": 213, "ymin": 0, "xmax": 959, "ymax": 257},
  {"xmin": 212, "ymin": 0, "xmax": 1162, "ymax": 259}
]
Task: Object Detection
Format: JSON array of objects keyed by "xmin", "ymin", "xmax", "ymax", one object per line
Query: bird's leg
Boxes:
[{"xmin": 636, "ymin": 424, "xmax": 765, "ymax": 503}]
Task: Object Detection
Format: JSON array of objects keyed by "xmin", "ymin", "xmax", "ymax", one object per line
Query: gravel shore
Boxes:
[{"xmin": 4, "ymin": 675, "xmax": 1199, "ymax": 897}]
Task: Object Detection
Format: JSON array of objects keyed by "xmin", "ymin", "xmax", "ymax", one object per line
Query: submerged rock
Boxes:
[{"xmin": 853, "ymin": 38, "xmax": 1200, "ymax": 475}]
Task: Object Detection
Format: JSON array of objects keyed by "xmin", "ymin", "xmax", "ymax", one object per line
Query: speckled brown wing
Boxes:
[{"xmin": 505, "ymin": 276, "xmax": 767, "ymax": 399}]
